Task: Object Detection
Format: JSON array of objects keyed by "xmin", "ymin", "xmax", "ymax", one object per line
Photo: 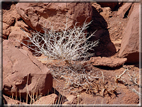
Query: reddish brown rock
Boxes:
[
  {"xmin": 108, "ymin": 86, "xmax": 139, "ymax": 104},
  {"xmin": 3, "ymin": 23, "xmax": 11, "ymax": 39},
  {"xmin": 77, "ymin": 85, "xmax": 139, "ymax": 104},
  {"xmin": 16, "ymin": 3, "xmax": 92, "ymax": 33},
  {"xmin": 3, "ymin": 3, "xmax": 20, "ymax": 25},
  {"xmin": 37, "ymin": 58, "xmax": 66, "ymax": 66},
  {"xmin": 90, "ymin": 57, "xmax": 127, "ymax": 68},
  {"xmin": 33, "ymin": 94, "xmax": 58, "ymax": 104},
  {"xmin": 89, "ymin": 29, "xmax": 116, "ymax": 57},
  {"xmin": 8, "ymin": 26, "xmax": 32, "ymax": 47},
  {"xmin": 118, "ymin": 3, "xmax": 139, "ymax": 63},
  {"xmin": 3, "ymin": 95, "xmax": 28, "ymax": 105},
  {"xmin": 63, "ymin": 95, "xmax": 77, "ymax": 104},
  {"xmin": 92, "ymin": 3, "xmax": 112, "ymax": 19},
  {"xmin": 92, "ymin": 3, "xmax": 102, "ymax": 12},
  {"xmin": 15, "ymin": 20, "xmax": 30, "ymax": 32},
  {"xmin": 88, "ymin": 4, "xmax": 116, "ymax": 57},
  {"xmin": 2, "ymin": 3, "xmax": 20, "ymax": 39},
  {"xmin": 3, "ymin": 23, "xmax": 10, "ymax": 33},
  {"xmin": 100, "ymin": 7, "xmax": 112, "ymax": 19},
  {"xmin": 117, "ymin": 3, "xmax": 133, "ymax": 18},
  {"xmin": 3, "ymin": 40, "xmax": 53, "ymax": 100},
  {"xmin": 97, "ymin": 2, "xmax": 118, "ymax": 10}
]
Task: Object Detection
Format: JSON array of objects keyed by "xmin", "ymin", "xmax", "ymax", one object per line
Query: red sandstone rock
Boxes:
[
  {"xmin": 90, "ymin": 57, "xmax": 127, "ymax": 68},
  {"xmin": 3, "ymin": 40, "xmax": 53, "ymax": 100},
  {"xmin": 3, "ymin": 23, "xmax": 11, "ymax": 39},
  {"xmin": 3, "ymin": 7, "xmax": 20, "ymax": 26},
  {"xmin": 92, "ymin": 3, "xmax": 112, "ymax": 19},
  {"xmin": 15, "ymin": 20, "xmax": 30, "ymax": 33},
  {"xmin": 117, "ymin": 3, "xmax": 133, "ymax": 18},
  {"xmin": 97, "ymin": 2, "xmax": 118, "ymax": 10},
  {"xmin": 2, "ymin": 3, "xmax": 20, "ymax": 39},
  {"xmin": 33, "ymin": 94, "xmax": 58, "ymax": 104},
  {"xmin": 3, "ymin": 95, "xmax": 28, "ymax": 105},
  {"xmin": 90, "ymin": 29, "xmax": 116, "ymax": 57},
  {"xmin": 108, "ymin": 86, "xmax": 139, "ymax": 104},
  {"xmin": 88, "ymin": 4, "xmax": 116, "ymax": 57},
  {"xmin": 92, "ymin": 3, "xmax": 102, "ymax": 12},
  {"xmin": 16, "ymin": 3, "xmax": 92, "ymax": 33},
  {"xmin": 100, "ymin": 7, "xmax": 112, "ymax": 19},
  {"xmin": 8, "ymin": 26, "xmax": 32, "ymax": 47},
  {"xmin": 118, "ymin": 3, "xmax": 139, "ymax": 63},
  {"xmin": 63, "ymin": 95, "xmax": 77, "ymax": 104}
]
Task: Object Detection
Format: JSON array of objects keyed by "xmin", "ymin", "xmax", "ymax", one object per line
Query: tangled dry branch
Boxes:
[{"xmin": 20, "ymin": 18, "xmax": 102, "ymax": 95}]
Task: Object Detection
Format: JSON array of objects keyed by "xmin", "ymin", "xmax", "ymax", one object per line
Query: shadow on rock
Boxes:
[{"xmin": 88, "ymin": 6, "xmax": 116, "ymax": 57}]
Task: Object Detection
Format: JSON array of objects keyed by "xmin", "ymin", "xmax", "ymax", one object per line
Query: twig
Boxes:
[
  {"xmin": 128, "ymin": 73, "xmax": 141, "ymax": 88},
  {"xmin": 129, "ymin": 87, "xmax": 141, "ymax": 96},
  {"xmin": 115, "ymin": 68, "xmax": 128, "ymax": 83}
]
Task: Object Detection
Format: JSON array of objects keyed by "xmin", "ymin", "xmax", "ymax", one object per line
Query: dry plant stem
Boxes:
[
  {"xmin": 127, "ymin": 72, "xmax": 141, "ymax": 96},
  {"xmin": 19, "ymin": 92, "xmax": 21, "ymax": 102},
  {"xmin": 115, "ymin": 68, "xmax": 128, "ymax": 83},
  {"xmin": 99, "ymin": 71, "xmax": 118, "ymax": 97},
  {"xmin": 116, "ymin": 68, "xmax": 139, "ymax": 87},
  {"xmin": 20, "ymin": 18, "xmax": 98, "ymax": 61},
  {"xmin": 131, "ymin": 88, "xmax": 141, "ymax": 96},
  {"xmin": 116, "ymin": 67, "xmax": 141, "ymax": 96},
  {"xmin": 35, "ymin": 91, "xmax": 38, "ymax": 101},
  {"xmin": 77, "ymin": 94, "xmax": 80, "ymax": 104},
  {"xmin": 26, "ymin": 75, "xmax": 29, "ymax": 104},
  {"xmin": 57, "ymin": 94, "xmax": 61, "ymax": 104},
  {"xmin": 20, "ymin": 19, "xmax": 100, "ymax": 96},
  {"xmin": 128, "ymin": 72, "xmax": 140, "ymax": 87},
  {"xmin": 30, "ymin": 92, "xmax": 34, "ymax": 104},
  {"xmin": 29, "ymin": 76, "xmax": 42, "ymax": 104},
  {"xmin": 12, "ymin": 93, "xmax": 14, "ymax": 99},
  {"xmin": 15, "ymin": 91, "xmax": 17, "ymax": 100},
  {"xmin": 101, "ymin": 71, "xmax": 105, "ymax": 83},
  {"xmin": 101, "ymin": 71, "xmax": 105, "ymax": 97}
]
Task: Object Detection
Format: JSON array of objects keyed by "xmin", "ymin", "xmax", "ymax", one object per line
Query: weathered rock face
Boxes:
[
  {"xmin": 2, "ymin": 2, "xmax": 20, "ymax": 39},
  {"xmin": 3, "ymin": 3, "xmax": 20, "ymax": 25},
  {"xmin": 92, "ymin": 3, "xmax": 112, "ymax": 19},
  {"xmin": 117, "ymin": 3, "xmax": 133, "ymax": 18},
  {"xmin": 33, "ymin": 94, "xmax": 58, "ymax": 104},
  {"xmin": 3, "ymin": 94, "xmax": 28, "ymax": 105},
  {"xmin": 16, "ymin": 3, "xmax": 92, "ymax": 33},
  {"xmin": 3, "ymin": 40, "xmax": 53, "ymax": 99},
  {"xmin": 88, "ymin": 29, "xmax": 116, "ymax": 57},
  {"xmin": 8, "ymin": 25, "xmax": 32, "ymax": 47},
  {"xmin": 3, "ymin": 23, "xmax": 11, "ymax": 39},
  {"xmin": 92, "ymin": 3, "xmax": 102, "ymax": 13},
  {"xmin": 100, "ymin": 7, "xmax": 112, "ymax": 19},
  {"xmin": 63, "ymin": 95, "xmax": 77, "ymax": 104},
  {"xmin": 118, "ymin": 3, "xmax": 139, "ymax": 63},
  {"xmin": 97, "ymin": 2, "xmax": 118, "ymax": 10},
  {"xmin": 88, "ymin": 5, "xmax": 116, "ymax": 57},
  {"xmin": 90, "ymin": 57, "xmax": 127, "ymax": 68}
]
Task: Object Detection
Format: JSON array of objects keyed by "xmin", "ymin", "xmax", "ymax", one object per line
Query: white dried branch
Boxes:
[{"xmin": 20, "ymin": 18, "xmax": 101, "ymax": 94}]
